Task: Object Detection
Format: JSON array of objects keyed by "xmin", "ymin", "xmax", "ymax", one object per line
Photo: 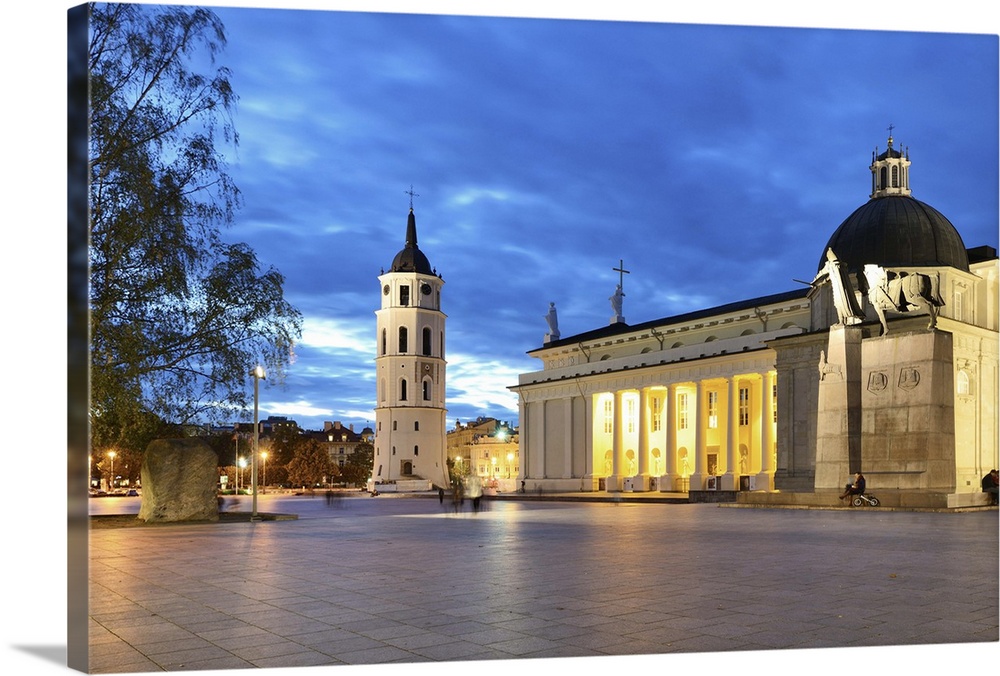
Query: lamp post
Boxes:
[
  {"xmin": 234, "ymin": 433, "xmax": 239, "ymax": 492},
  {"xmin": 238, "ymin": 457, "xmax": 247, "ymax": 492},
  {"xmin": 507, "ymin": 452, "xmax": 514, "ymax": 479},
  {"xmin": 107, "ymin": 450, "xmax": 116, "ymax": 491},
  {"xmin": 251, "ymin": 365, "xmax": 266, "ymax": 520}
]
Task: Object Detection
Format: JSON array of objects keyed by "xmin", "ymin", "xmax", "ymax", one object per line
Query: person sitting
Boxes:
[
  {"xmin": 982, "ymin": 469, "xmax": 999, "ymax": 506},
  {"xmin": 839, "ymin": 472, "xmax": 866, "ymax": 501}
]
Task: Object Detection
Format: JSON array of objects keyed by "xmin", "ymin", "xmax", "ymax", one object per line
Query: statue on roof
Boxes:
[
  {"xmin": 610, "ymin": 284, "xmax": 625, "ymax": 324},
  {"xmin": 544, "ymin": 302, "xmax": 560, "ymax": 343}
]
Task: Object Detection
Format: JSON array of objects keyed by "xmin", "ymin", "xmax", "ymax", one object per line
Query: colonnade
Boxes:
[{"xmin": 596, "ymin": 371, "xmax": 777, "ymax": 493}]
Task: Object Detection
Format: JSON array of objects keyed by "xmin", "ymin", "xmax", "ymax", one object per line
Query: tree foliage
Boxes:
[
  {"xmin": 341, "ymin": 442, "xmax": 374, "ymax": 488},
  {"xmin": 285, "ymin": 439, "xmax": 336, "ymax": 488},
  {"xmin": 87, "ymin": 3, "xmax": 302, "ymax": 453}
]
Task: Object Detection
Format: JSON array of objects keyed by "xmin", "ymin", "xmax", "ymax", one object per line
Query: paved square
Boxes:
[{"xmin": 88, "ymin": 495, "xmax": 998, "ymax": 673}]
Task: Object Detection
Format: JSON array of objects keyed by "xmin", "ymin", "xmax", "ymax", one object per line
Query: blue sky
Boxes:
[{"xmin": 191, "ymin": 1, "xmax": 999, "ymax": 433}]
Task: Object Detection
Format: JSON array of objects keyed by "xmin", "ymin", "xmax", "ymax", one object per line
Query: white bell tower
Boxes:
[{"xmin": 372, "ymin": 202, "xmax": 450, "ymax": 490}]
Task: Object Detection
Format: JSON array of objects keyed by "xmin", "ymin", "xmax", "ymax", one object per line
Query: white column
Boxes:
[
  {"xmin": 660, "ymin": 384, "xmax": 677, "ymax": 491},
  {"xmin": 636, "ymin": 387, "xmax": 649, "ymax": 490},
  {"xmin": 562, "ymin": 397, "xmax": 574, "ymax": 480},
  {"xmin": 721, "ymin": 377, "xmax": 739, "ymax": 490},
  {"xmin": 756, "ymin": 371, "xmax": 775, "ymax": 490},
  {"xmin": 690, "ymin": 381, "xmax": 706, "ymax": 489},
  {"xmin": 609, "ymin": 390, "xmax": 623, "ymax": 491}
]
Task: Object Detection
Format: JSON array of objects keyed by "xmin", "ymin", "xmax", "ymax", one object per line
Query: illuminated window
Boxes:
[
  {"xmin": 739, "ymin": 386, "xmax": 750, "ymax": 426},
  {"xmin": 626, "ymin": 398, "xmax": 635, "ymax": 434},
  {"xmin": 772, "ymin": 382, "xmax": 778, "ymax": 423},
  {"xmin": 957, "ymin": 369, "xmax": 971, "ymax": 395},
  {"xmin": 708, "ymin": 391, "xmax": 718, "ymax": 428},
  {"xmin": 678, "ymin": 393, "xmax": 689, "ymax": 430},
  {"xmin": 651, "ymin": 396, "xmax": 662, "ymax": 432},
  {"xmin": 603, "ymin": 399, "xmax": 613, "ymax": 434}
]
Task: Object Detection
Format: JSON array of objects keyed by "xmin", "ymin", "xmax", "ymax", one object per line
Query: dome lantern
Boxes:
[{"xmin": 870, "ymin": 125, "xmax": 911, "ymax": 198}]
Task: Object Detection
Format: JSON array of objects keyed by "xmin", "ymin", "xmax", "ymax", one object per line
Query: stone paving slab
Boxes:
[{"xmin": 85, "ymin": 494, "xmax": 998, "ymax": 674}]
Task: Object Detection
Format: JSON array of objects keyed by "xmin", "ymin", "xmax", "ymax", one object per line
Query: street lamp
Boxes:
[
  {"xmin": 250, "ymin": 365, "xmax": 266, "ymax": 520},
  {"xmin": 107, "ymin": 450, "xmax": 116, "ymax": 491},
  {"xmin": 238, "ymin": 457, "xmax": 247, "ymax": 492},
  {"xmin": 507, "ymin": 452, "xmax": 514, "ymax": 479}
]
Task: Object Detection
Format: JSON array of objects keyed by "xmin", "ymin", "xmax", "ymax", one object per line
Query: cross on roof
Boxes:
[
  {"xmin": 613, "ymin": 258, "xmax": 630, "ymax": 289},
  {"xmin": 887, "ymin": 123, "xmax": 895, "ymax": 137}
]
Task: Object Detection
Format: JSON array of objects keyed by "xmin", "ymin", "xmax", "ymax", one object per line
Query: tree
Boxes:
[
  {"xmin": 87, "ymin": 3, "xmax": 302, "ymax": 454},
  {"xmin": 341, "ymin": 442, "xmax": 374, "ymax": 488},
  {"xmin": 285, "ymin": 439, "xmax": 335, "ymax": 488}
]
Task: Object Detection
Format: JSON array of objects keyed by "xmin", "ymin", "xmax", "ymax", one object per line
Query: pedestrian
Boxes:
[
  {"xmin": 438, "ymin": 486, "xmax": 444, "ymax": 504},
  {"xmin": 325, "ymin": 490, "xmax": 333, "ymax": 506},
  {"xmin": 839, "ymin": 472, "xmax": 866, "ymax": 501},
  {"xmin": 982, "ymin": 469, "xmax": 999, "ymax": 505}
]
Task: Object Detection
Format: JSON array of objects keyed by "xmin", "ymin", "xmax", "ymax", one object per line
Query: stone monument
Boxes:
[{"xmin": 138, "ymin": 438, "xmax": 221, "ymax": 522}]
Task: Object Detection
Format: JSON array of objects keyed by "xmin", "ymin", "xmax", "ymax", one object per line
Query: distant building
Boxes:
[
  {"xmin": 447, "ymin": 417, "xmax": 519, "ymax": 488},
  {"xmin": 309, "ymin": 421, "xmax": 373, "ymax": 470}
]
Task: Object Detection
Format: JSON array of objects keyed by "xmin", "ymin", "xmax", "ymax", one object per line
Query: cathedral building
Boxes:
[
  {"xmin": 371, "ymin": 206, "xmax": 451, "ymax": 491},
  {"xmin": 511, "ymin": 135, "xmax": 998, "ymax": 508}
]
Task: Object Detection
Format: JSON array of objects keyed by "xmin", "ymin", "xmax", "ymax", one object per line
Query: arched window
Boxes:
[
  {"xmin": 891, "ymin": 165, "xmax": 899, "ymax": 188},
  {"xmin": 422, "ymin": 327, "xmax": 432, "ymax": 356},
  {"xmin": 414, "ymin": 421, "xmax": 420, "ymax": 431},
  {"xmin": 400, "ymin": 379, "xmax": 408, "ymax": 401},
  {"xmin": 413, "ymin": 446, "xmax": 419, "ymax": 456},
  {"xmin": 957, "ymin": 369, "xmax": 971, "ymax": 396},
  {"xmin": 422, "ymin": 379, "xmax": 431, "ymax": 400},
  {"xmin": 880, "ymin": 166, "xmax": 888, "ymax": 190},
  {"xmin": 398, "ymin": 326, "xmax": 408, "ymax": 353},
  {"xmin": 381, "ymin": 329, "xmax": 387, "ymax": 355}
]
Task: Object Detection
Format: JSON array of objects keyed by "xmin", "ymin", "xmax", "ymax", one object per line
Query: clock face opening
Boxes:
[
  {"xmin": 421, "ymin": 283, "xmax": 432, "ymax": 295},
  {"xmin": 383, "ymin": 285, "xmax": 390, "ymax": 295}
]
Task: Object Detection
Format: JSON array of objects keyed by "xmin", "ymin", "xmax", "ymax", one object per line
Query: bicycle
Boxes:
[{"xmin": 851, "ymin": 493, "xmax": 880, "ymax": 507}]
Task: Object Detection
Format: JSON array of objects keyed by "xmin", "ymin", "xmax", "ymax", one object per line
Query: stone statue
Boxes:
[
  {"xmin": 544, "ymin": 302, "xmax": 560, "ymax": 341},
  {"xmin": 610, "ymin": 284, "xmax": 624, "ymax": 323},
  {"xmin": 813, "ymin": 248, "xmax": 864, "ymax": 325},
  {"xmin": 862, "ymin": 264, "xmax": 944, "ymax": 336}
]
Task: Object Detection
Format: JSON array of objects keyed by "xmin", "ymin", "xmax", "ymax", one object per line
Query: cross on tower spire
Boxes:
[{"xmin": 405, "ymin": 185, "xmax": 420, "ymax": 210}]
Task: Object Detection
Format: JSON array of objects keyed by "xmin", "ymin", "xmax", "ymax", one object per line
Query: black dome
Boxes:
[
  {"xmin": 390, "ymin": 247, "xmax": 432, "ymax": 274},
  {"xmin": 820, "ymin": 195, "xmax": 969, "ymax": 274},
  {"xmin": 390, "ymin": 209, "xmax": 433, "ymax": 274}
]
